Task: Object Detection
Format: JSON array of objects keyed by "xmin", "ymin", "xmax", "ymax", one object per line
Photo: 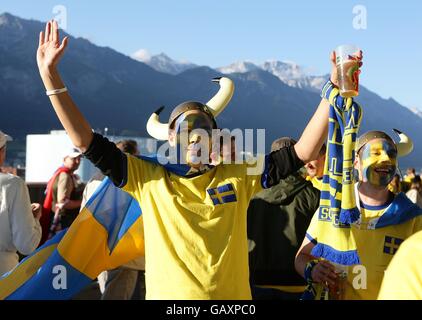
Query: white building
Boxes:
[{"xmin": 25, "ymin": 130, "xmax": 156, "ymax": 183}]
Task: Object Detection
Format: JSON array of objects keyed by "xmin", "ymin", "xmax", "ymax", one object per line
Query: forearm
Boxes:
[
  {"xmin": 83, "ymin": 132, "xmax": 128, "ymax": 187},
  {"xmin": 40, "ymin": 68, "xmax": 93, "ymax": 152},
  {"xmin": 295, "ymin": 251, "xmax": 316, "ymax": 278},
  {"xmin": 294, "ymin": 97, "xmax": 330, "ymax": 163},
  {"xmin": 295, "ymin": 236, "xmax": 318, "ymax": 278},
  {"xmin": 265, "ymin": 145, "xmax": 304, "ymax": 188},
  {"xmin": 63, "ymin": 199, "xmax": 82, "ymax": 210}
]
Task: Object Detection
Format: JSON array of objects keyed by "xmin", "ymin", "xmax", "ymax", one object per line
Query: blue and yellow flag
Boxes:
[{"xmin": 0, "ymin": 156, "xmax": 192, "ymax": 300}]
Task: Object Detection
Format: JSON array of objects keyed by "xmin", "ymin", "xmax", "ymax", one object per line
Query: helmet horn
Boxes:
[
  {"xmin": 206, "ymin": 77, "xmax": 234, "ymax": 117},
  {"xmin": 146, "ymin": 106, "xmax": 169, "ymax": 141},
  {"xmin": 393, "ymin": 128, "xmax": 413, "ymax": 157}
]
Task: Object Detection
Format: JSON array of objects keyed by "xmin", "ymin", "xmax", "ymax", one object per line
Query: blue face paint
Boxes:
[{"xmin": 360, "ymin": 140, "xmax": 397, "ymax": 187}]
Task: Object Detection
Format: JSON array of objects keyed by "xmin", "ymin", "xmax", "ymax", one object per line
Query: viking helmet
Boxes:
[
  {"xmin": 356, "ymin": 129, "xmax": 413, "ymax": 157},
  {"xmin": 146, "ymin": 77, "xmax": 234, "ymax": 140}
]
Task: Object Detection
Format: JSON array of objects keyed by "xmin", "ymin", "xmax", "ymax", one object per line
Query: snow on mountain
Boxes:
[
  {"xmin": 218, "ymin": 59, "xmax": 327, "ymax": 92},
  {"xmin": 217, "ymin": 61, "xmax": 260, "ymax": 74},
  {"xmin": 131, "ymin": 49, "xmax": 197, "ymax": 75},
  {"xmin": 409, "ymin": 107, "xmax": 422, "ymax": 119},
  {"xmin": 132, "ymin": 49, "xmax": 326, "ymax": 92},
  {"xmin": 261, "ymin": 60, "xmax": 304, "ymax": 82}
]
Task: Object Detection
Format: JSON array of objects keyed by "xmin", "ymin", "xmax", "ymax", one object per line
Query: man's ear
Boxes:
[
  {"xmin": 353, "ymin": 154, "xmax": 361, "ymax": 181},
  {"xmin": 353, "ymin": 154, "xmax": 360, "ymax": 169}
]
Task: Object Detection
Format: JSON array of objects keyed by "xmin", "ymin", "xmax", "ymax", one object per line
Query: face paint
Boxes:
[
  {"xmin": 360, "ymin": 139, "xmax": 397, "ymax": 187},
  {"xmin": 174, "ymin": 112, "xmax": 214, "ymax": 139},
  {"xmin": 173, "ymin": 111, "xmax": 215, "ymax": 167}
]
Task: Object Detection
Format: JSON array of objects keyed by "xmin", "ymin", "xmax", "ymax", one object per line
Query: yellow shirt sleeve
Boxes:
[
  {"xmin": 244, "ymin": 154, "xmax": 266, "ymax": 199},
  {"xmin": 378, "ymin": 230, "xmax": 422, "ymax": 300},
  {"xmin": 121, "ymin": 155, "xmax": 163, "ymax": 202}
]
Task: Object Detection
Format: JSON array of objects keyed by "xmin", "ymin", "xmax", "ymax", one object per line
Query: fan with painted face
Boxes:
[
  {"xmin": 355, "ymin": 129, "xmax": 413, "ymax": 188},
  {"xmin": 146, "ymin": 77, "xmax": 234, "ymax": 168}
]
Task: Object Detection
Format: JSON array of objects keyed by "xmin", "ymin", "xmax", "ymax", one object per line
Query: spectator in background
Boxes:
[
  {"xmin": 81, "ymin": 139, "xmax": 145, "ymax": 300},
  {"xmin": 247, "ymin": 138, "xmax": 321, "ymax": 300},
  {"xmin": 388, "ymin": 174, "xmax": 402, "ymax": 194},
  {"xmin": 404, "ymin": 167, "xmax": 416, "ymax": 183},
  {"xmin": 40, "ymin": 149, "xmax": 83, "ymax": 244},
  {"xmin": 0, "ymin": 131, "xmax": 42, "ymax": 276},
  {"xmin": 406, "ymin": 176, "xmax": 422, "ymax": 207},
  {"xmin": 402, "ymin": 167, "xmax": 417, "ymax": 193}
]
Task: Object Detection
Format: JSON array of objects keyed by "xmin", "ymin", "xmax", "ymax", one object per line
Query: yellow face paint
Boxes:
[
  {"xmin": 360, "ymin": 139, "xmax": 397, "ymax": 187},
  {"xmin": 174, "ymin": 111, "xmax": 214, "ymax": 167}
]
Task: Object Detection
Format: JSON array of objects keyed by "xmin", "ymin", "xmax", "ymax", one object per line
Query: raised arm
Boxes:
[
  {"xmin": 37, "ymin": 20, "xmax": 93, "ymax": 152},
  {"xmin": 294, "ymin": 51, "xmax": 362, "ymax": 163}
]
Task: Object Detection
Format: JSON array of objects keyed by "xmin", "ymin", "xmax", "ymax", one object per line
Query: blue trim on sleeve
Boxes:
[
  {"xmin": 306, "ymin": 233, "xmax": 318, "ymax": 245},
  {"xmin": 260, "ymin": 154, "xmax": 271, "ymax": 189}
]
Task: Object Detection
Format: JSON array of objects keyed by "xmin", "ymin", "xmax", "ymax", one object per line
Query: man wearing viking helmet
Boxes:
[
  {"xmin": 295, "ymin": 129, "xmax": 422, "ymax": 300},
  {"xmin": 37, "ymin": 21, "xmax": 340, "ymax": 299}
]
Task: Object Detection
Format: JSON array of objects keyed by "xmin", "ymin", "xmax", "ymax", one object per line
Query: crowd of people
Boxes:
[{"xmin": 1, "ymin": 19, "xmax": 422, "ymax": 300}]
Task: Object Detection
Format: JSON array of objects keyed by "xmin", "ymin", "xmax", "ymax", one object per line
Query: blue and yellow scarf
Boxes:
[{"xmin": 310, "ymin": 80, "xmax": 363, "ymax": 265}]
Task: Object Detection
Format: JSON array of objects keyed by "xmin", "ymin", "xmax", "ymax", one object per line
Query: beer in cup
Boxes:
[{"xmin": 335, "ymin": 44, "xmax": 361, "ymax": 98}]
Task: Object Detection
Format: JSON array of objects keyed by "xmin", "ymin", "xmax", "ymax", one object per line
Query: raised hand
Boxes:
[
  {"xmin": 330, "ymin": 50, "xmax": 363, "ymax": 87},
  {"xmin": 37, "ymin": 20, "xmax": 68, "ymax": 73}
]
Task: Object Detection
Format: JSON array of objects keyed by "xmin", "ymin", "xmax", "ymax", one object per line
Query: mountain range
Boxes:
[
  {"xmin": 1, "ymin": 12, "xmax": 421, "ymax": 167},
  {"xmin": 131, "ymin": 49, "xmax": 198, "ymax": 75}
]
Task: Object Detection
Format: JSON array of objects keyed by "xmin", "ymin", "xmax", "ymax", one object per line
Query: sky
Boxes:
[{"xmin": 1, "ymin": 0, "xmax": 421, "ymax": 111}]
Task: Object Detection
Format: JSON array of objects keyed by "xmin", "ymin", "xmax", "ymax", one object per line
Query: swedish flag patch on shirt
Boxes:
[
  {"xmin": 207, "ymin": 183, "xmax": 237, "ymax": 205},
  {"xmin": 383, "ymin": 236, "xmax": 403, "ymax": 255}
]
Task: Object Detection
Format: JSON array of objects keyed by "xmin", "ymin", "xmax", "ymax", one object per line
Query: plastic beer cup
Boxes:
[
  {"xmin": 328, "ymin": 263, "xmax": 348, "ymax": 300},
  {"xmin": 335, "ymin": 45, "xmax": 361, "ymax": 98}
]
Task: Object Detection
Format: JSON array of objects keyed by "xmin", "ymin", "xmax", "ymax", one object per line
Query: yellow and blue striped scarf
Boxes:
[{"xmin": 310, "ymin": 81, "xmax": 363, "ymax": 265}]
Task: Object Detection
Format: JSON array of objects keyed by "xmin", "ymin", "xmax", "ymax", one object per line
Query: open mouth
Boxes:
[{"xmin": 374, "ymin": 167, "xmax": 393, "ymax": 175}]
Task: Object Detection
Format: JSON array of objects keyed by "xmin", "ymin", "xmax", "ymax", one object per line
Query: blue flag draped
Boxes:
[{"xmin": 0, "ymin": 156, "xmax": 192, "ymax": 300}]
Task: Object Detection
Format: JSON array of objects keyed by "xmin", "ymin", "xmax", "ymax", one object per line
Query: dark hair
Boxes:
[
  {"xmin": 116, "ymin": 140, "xmax": 138, "ymax": 155},
  {"xmin": 412, "ymin": 176, "xmax": 421, "ymax": 184},
  {"xmin": 271, "ymin": 137, "xmax": 297, "ymax": 152}
]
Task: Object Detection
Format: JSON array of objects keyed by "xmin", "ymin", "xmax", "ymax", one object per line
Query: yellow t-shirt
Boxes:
[
  {"xmin": 122, "ymin": 155, "xmax": 264, "ymax": 299},
  {"xmin": 378, "ymin": 230, "xmax": 422, "ymax": 300},
  {"xmin": 307, "ymin": 201, "xmax": 422, "ymax": 300}
]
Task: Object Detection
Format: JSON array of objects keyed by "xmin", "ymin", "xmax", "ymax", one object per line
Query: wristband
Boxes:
[
  {"xmin": 304, "ymin": 259, "xmax": 319, "ymax": 283},
  {"xmin": 46, "ymin": 87, "xmax": 68, "ymax": 96},
  {"xmin": 320, "ymin": 79, "xmax": 335, "ymax": 99}
]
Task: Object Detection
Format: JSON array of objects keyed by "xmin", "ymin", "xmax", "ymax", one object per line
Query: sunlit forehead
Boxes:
[
  {"xmin": 361, "ymin": 139, "xmax": 397, "ymax": 160},
  {"xmin": 174, "ymin": 111, "xmax": 214, "ymax": 136}
]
